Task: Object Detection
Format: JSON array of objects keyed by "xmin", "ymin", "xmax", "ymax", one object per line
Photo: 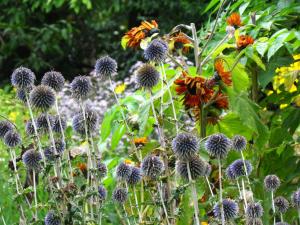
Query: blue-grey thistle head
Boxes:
[
  {"xmin": 229, "ymin": 159, "xmax": 252, "ymax": 177},
  {"xmin": 0, "ymin": 120, "xmax": 14, "ymax": 138},
  {"xmin": 44, "ymin": 140, "xmax": 65, "ymax": 161},
  {"xmin": 112, "ymin": 187, "xmax": 128, "ymax": 203},
  {"xmin": 141, "ymin": 155, "xmax": 164, "ymax": 180},
  {"xmin": 232, "ymin": 135, "xmax": 247, "ymax": 151},
  {"xmin": 25, "ymin": 120, "xmax": 35, "ymax": 136},
  {"xmin": 246, "ymin": 218, "xmax": 263, "ymax": 225},
  {"xmin": 126, "ymin": 167, "xmax": 142, "ymax": 185},
  {"xmin": 41, "ymin": 71, "xmax": 65, "ymax": 92},
  {"xmin": 213, "ymin": 199, "xmax": 239, "ymax": 221},
  {"xmin": 264, "ymin": 174, "xmax": 280, "ymax": 191},
  {"xmin": 205, "ymin": 133, "xmax": 232, "ymax": 159},
  {"xmin": 16, "ymin": 87, "xmax": 32, "ymax": 103},
  {"xmin": 44, "ymin": 211, "xmax": 61, "ymax": 225},
  {"xmin": 144, "ymin": 39, "xmax": 168, "ymax": 62},
  {"xmin": 72, "ymin": 108, "xmax": 99, "ymax": 136},
  {"xmin": 116, "ymin": 162, "xmax": 132, "ymax": 180},
  {"xmin": 172, "ymin": 133, "xmax": 199, "ymax": 160},
  {"xmin": 97, "ymin": 161, "xmax": 107, "ymax": 178},
  {"xmin": 11, "ymin": 66, "xmax": 35, "ymax": 89},
  {"xmin": 98, "ymin": 185, "xmax": 107, "ymax": 201},
  {"xmin": 70, "ymin": 76, "xmax": 92, "ymax": 100},
  {"xmin": 292, "ymin": 188, "xmax": 300, "ymax": 208},
  {"xmin": 95, "ymin": 56, "xmax": 118, "ymax": 77},
  {"xmin": 22, "ymin": 149, "xmax": 42, "ymax": 170},
  {"xmin": 274, "ymin": 196, "xmax": 289, "ymax": 213},
  {"xmin": 225, "ymin": 165, "xmax": 237, "ymax": 180},
  {"xmin": 246, "ymin": 202, "xmax": 263, "ymax": 218},
  {"xmin": 37, "ymin": 113, "xmax": 53, "ymax": 132},
  {"xmin": 52, "ymin": 115, "xmax": 67, "ymax": 133},
  {"xmin": 29, "ymin": 85, "xmax": 55, "ymax": 111},
  {"xmin": 136, "ymin": 64, "xmax": 160, "ymax": 89},
  {"xmin": 176, "ymin": 156, "xmax": 206, "ymax": 180},
  {"xmin": 4, "ymin": 130, "xmax": 21, "ymax": 148}
]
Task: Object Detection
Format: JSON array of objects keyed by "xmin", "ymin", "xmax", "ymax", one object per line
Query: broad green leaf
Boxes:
[
  {"xmin": 111, "ymin": 124, "xmax": 126, "ymax": 150},
  {"xmin": 245, "ymin": 47, "xmax": 266, "ymax": 70},
  {"xmin": 282, "ymin": 108, "xmax": 300, "ymax": 135},
  {"xmin": 255, "ymin": 41, "xmax": 268, "ymax": 57},
  {"xmin": 203, "ymin": 0, "xmax": 219, "ymax": 14},
  {"xmin": 211, "ymin": 43, "xmax": 235, "ymax": 59},
  {"xmin": 101, "ymin": 110, "xmax": 114, "ymax": 141}
]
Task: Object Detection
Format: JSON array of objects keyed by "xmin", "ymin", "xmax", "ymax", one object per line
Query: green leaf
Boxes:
[
  {"xmin": 101, "ymin": 110, "xmax": 114, "ymax": 141},
  {"xmin": 111, "ymin": 124, "xmax": 126, "ymax": 150},
  {"xmin": 282, "ymin": 108, "xmax": 300, "ymax": 135},
  {"xmin": 255, "ymin": 41, "xmax": 268, "ymax": 57},
  {"xmin": 211, "ymin": 43, "xmax": 235, "ymax": 59},
  {"xmin": 245, "ymin": 47, "xmax": 266, "ymax": 70},
  {"xmin": 203, "ymin": 0, "xmax": 219, "ymax": 14},
  {"xmin": 267, "ymin": 31, "xmax": 290, "ymax": 60}
]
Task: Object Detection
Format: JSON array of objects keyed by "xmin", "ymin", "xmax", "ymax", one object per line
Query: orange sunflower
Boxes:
[
  {"xmin": 122, "ymin": 20, "xmax": 159, "ymax": 48},
  {"xmin": 214, "ymin": 59, "xmax": 232, "ymax": 86},
  {"xmin": 170, "ymin": 32, "xmax": 192, "ymax": 53},
  {"xmin": 236, "ymin": 35, "xmax": 254, "ymax": 50},
  {"xmin": 226, "ymin": 13, "xmax": 242, "ymax": 28}
]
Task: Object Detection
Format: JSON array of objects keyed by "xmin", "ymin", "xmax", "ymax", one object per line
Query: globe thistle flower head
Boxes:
[
  {"xmin": 112, "ymin": 187, "xmax": 128, "ymax": 203},
  {"xmin": 264, "ymin": 174, "xmax": 280, "ymax": 191},
  {"xmin": 172, "ymin": 133, "xmax": 199, "ymax": 160},
  {"xmin": 29, "ymin": 85, "xmax": 55, "ymax": 111},
  {"xmin": 204, "ymin": 162, "xmax": 212, "ymax": 177},
  {"xmin": 70, "ymin": 76, "xmax": 92, "ymax": 100},
  {"xmin": 16, "ymin": 87, "xmax": 32, "ymax": 103},
  {"xmin": 232, "ymin": 135, "xmax": 247, "ymax": 151},
  {"xmin": 144, "ymin": 39, "xmax": 168, "ymax": 63},
  {"xmin": 95, "ymin": 56, "xmax": 118, "ymax": 77},
  {"xmin": 136, "ymin": 64, "xmax": 160, "ymax": 88},
  {"xmin": 127, "ymin": 167, "xmax": 142, "ymax": 185},
  {"xmin": 97, "ymin": 161, "xmax": 107, "ymax": 178},
  {"xmin": 0, "ymin": 120, "xmax": 14, "ymax": 138},
  {"xmin": 52, "ymin": 115, "xmax": 67, "ymax": 133},
  {"xmin": 4, "ymin": 130, "xmax": 21, "ymax": 147},
  {"xmin": 41, "ymin": 71, "xmax": 65, "ymax": 92},
  {"xmin": 274, "ymin": 196, "xmax": 289, "ymax": 213},
  {"xmin": 25, "ymin": 120, "xmax": 35, "ymax": 136},
  {"xmin": 45, "ymin": 211, "xmax": 61, "ymax": 225},
  {"xmin": 22, "ymin": 149, "xmax": 42, "ymax": 170},
  {"xmin": 11, "ymin": 66, "xmax": 35, "ymax": 89},
  {"xmin": 205, "ymin": 133, "xmax": 232, "ymax": 159},
  {"xmin": 176, "ymin": 156, "xmax": 206, "ymax": 180},
  {"xmin": 72, "ymin": 109, "xmax": 99, "ymax": 136},
  {"xmin": 229, "ymin": 159, "xmax": 252, "ymax": 177},
  {"xmin": 213, "ymin": 199, "xmax": 239, "ymax": 221},
  {"xmin": 37, "ymin": 114, "xmax": 53, "ymax": 132},
  {"xmin": 141, "ymin": 155, "xmax": 164, "ymax": 180},
  {"xmin": 116, "ymin": 162, "xmax": 132, "ymax": 180},
  {"xmin": 44, "ymin": 139, "xmax": 65, "ymax": 160},
  {"xmin": 246, "ymin": 202, "xmax": 263, "ymax": 218},
  {"xmin": 225, "ymin": 166, "xmax": 237, "ymax": 180},
  {"xmin": 292, "ymin": 188, "xmax": 300, "ymax": 208},
  {"xmin": 98, "ymin": 185, "xmax": 107, "ymax": 201},
  {"xmin": 246, "ymin": 218, "xmax": 263, "ymax": 225}
]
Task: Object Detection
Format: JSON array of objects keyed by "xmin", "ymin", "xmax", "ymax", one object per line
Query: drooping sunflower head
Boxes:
[
  {"xmin": 214, "ymin": 59, "xmax": 232, "ymax": 86},
  {"xmin": 226, "ymin": 12, "xmax": 242, "ymax": 28},
  {"xmin": 237, "ymin": 35, "xmax": 254, "ymax": 50}
]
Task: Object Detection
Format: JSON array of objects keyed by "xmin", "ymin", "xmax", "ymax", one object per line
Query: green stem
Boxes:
[
  {"xmin": 218, "ymin": 159, "xmax": 225, "ymax": 225},
  {"xmin": 158, "ymin": 182, "xmax": 170, "ymax": 225},
  {"xmin": 187, "ymin": 162, "xmax": 200, "ymax": 225},
  {"xmin": 252, "ymin": 67, "xmax": 259, "ymax": 102}
]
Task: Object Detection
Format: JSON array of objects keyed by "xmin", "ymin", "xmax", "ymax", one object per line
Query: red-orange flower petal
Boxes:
[
  {"xmin": 171, "ymin": 32, "xmax": 192, "ymax": 53},
  {"xmin": 226, "ymin": 13, "xmax": 242, "ymax": 27},
  {"xmin": 236, "ymin": 35, "xmax": 254, "ymax": 50},
  {"xmin": 214, "ymin": 59, "xmax": 232, "ymax": 86}
]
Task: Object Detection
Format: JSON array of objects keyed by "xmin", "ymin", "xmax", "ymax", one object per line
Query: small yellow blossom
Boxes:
[
  {"xmin": 280, "ymin": 104, "xmax": 288, "ymax": 109},
  {"xmin": 115, "ymin": 83, "xmax": 126, "ymax": 94},
  {"xmin": 8, "ymin": 111, "xmax": 18, "ymax": 123},
  {"xmin": 293, "ymin": 54, "xmax": 300, "ymax": 60}
]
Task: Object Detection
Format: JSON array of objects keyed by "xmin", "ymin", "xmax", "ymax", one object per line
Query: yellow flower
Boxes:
[
  {"xmin": 115, "ymin": 83, "xmax": 126, "ymax": 94},
  {"xmin": 293, "ymin": 54, "xmax": 300, "ymax": 60},
  {"xmin": 280, "ymin": 104, "xmax": 288, "ymax": 109},
  {"xmin": 201, "ymin": 222, "xmax": 209, "ymax": 225},
  {"xmin": 8, "ymin": 111, "xmax": 18, "ymax": 123}
]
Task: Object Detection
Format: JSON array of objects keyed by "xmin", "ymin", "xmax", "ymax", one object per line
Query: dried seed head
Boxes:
[
  {"xmin": 141, "ymin": 155, "xmax": 164, "ymax": 180},
  {"xmin": 41, "ymin": 71, "xmax": 65, "ymax": 92},
  {"xmin": 264, "ymin": 174, "xmax": 280, "ymax": 191},
  {"xmin": 205, "ymin": 133, "xmax": 232, "ymax": 159},
  {"xmin": 176, "ymin": 156, "xmax": 206, "ymax": 180},
  {"xmin": 136, "ymin": 64, "xmax": 160, "ymax": 88},
  {"xmin": 4, "ymin": 130, "xmax": 21, "ymax": 147},
  {"xmin": 29, "ymin": 85, "xmax": 55, "ymax": 111},
  {"xmin": 11, "ymin": 66, "xmax": 35, "ymax": 89},
  {"xmin": 95, "ymin": 56, "xmax": 118, "ymax": 77},
  {"xmin": 70, "ymin": 76, "xmax": 92, "ymax": 100},
  {"xmin": 172, "ymin": 133, "xmax": 199, "ymax": 160}
]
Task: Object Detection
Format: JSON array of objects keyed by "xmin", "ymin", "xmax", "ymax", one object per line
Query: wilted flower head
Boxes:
[
  {"xmin": 144, "ymin": 39, "xmax": 168, "ymax": 63},
  {"xmin": 226, "ymin": 12, "xmax": 242, "ymax": 28},
  {"xmin": 51, "ymin": 115, "xmax": 67, "ymax": 133},
  {"xmin": 274, "ymin": 196, "xmax": 289, "ymax": 213},
  {"xmin": 246, "ymin": 218, "xmax": 263, "ymax": 225},
  {"xmin": 246, "ymin": 202, "xmax": 263, "ymax": 218},
  {"xmin": 4, "ymin": 130, "xmax": 21, "ymax": 147},
  {"xmin": 45, "ymin": 211, "xmax": 61, "ymax": 225},
  {"xmin": 29, "ymin": 85, "xmax": 55, "ymax": 111},
  {"xmin": 172, "ymin": 133, "xmax": 199, "ymax": 160},
  {"xmin": 205, "ymin": 133, "xmax": 232, "ymax": 159},
  {"xmin": 95, "ymin": 56, "xmax": 117, "ymax": 77},
  {"xmin": 22, "ymin": 149, "xmax": 42, "ymax": 170},
  {"xmin": 98, "ymin": 185, "xmax": 107, "ymax": 201},
  {"xmin": 41, "ymin": 71, "xmax": 65, "ymax": 92},
  {"xmin": 136, "ymin": 64, "xmax": 160, "ymax": 89},
  {"xmin": 141, "ymin": 155, "xmax": 164, "ymax": 179},
  {"xmin": 237, "ymin": 35, "xmax": 254, "ymax": 50},
  {"xmin": 213, "ymin": 199, "xmax": 239, "ymax": 221},
  {"xmin": 116, "ymin": 162, "xmax": 132, "ymax": 180},
  {"xmin": 72, "ymin": 108, "xmax": 99, "ymax": 135},
  {"xmin": 25, "ymin": 120, "xmax": 35, "ymax": 136},
  {"xmin": 37, "ymin": 113, "xmax": 53, "ymax": 131},
  {"xmin": 97, "ymin": 161, "xmax": 108, "ymax": 178},
  {"xmin": 169, "ymin": 32, "xmax": 192, "ymax": 53},
  {"xmin": 264, "ymin": 174, "xmax": 280, "ymax": 191},
  {"xmin": 126, "ymin": 167, "xmax": 142, "ymax": 185},
  {"xmin": 176, "ymin": 156, "xmax": 206, "ymax": 180},
  {"xmin": 232, "ymin": 135, "xmax": 247, "ymax": 151},
  {"xmin": 292, "ymin": 188, "xmax": 300, "ymax": 208},
  {"xmin": 11, "ymin": 66, "xmax": 35, "ymax": 89},
  {"xmin": 0, "ymin": 120, "xmax": 14, "ymax": 138},
  {"xmin": 214, "ymin": 59, "xmax": 232, "ymax": 86},
  {"xmin": 112, "ymin": 187, "xmax": 128, "ymax": 203},
  {"xmin": 229, "ymin": 159, "xmax": 252, "ymax": 177},
  {"xmin": 70, "ymin": 76, "xmax": 92, "ymax": 100}
]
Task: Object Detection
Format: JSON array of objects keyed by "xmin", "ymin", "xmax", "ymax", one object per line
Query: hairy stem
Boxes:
[
  {"xmin": 241, "ymin": 151, "xmax": 254, "ymax": 200},
  {"xmin": 205, "ymin": 176, "xmax": 214, "ymax": 197},
  {"xmin": 33, "ymin": 169, "xmax": 38, "ymax": 220},
  {"xmin": 241, "ymin": 178, "xmax": 248, "ymax": 210},
  {"xmin": 133, "ymin": 186, "xmax": 142, "ymax": 223},
  {"xmin": 158, "ymin": 182, "xmax": 171, "ymax": 225},
  {"xmin": 218, "ymin": 159, "xmax": 225, "ymax": 225},
  {"xmin": 191, "ymin": 23, "xmax": 200, "ymax": 72},
  {"xmin": 187, "ymin": 162, "xmax": 200, "ymax": 225}
]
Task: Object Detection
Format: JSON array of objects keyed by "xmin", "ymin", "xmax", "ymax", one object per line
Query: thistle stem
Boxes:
[
  {"xmin": 241, "ymin": 151, "xmax": 254, "ymax": 200},
  {"xmin": 205, "ymin": 176, "xmax": 214, "ymax": 197},
  {"xmin": 280, "ymin": 213, "xmax": 283, "ymax": 222},
  {"xmin": 123, "ymin": 204, "xmax": 131, "ymax": 225},
  {"xmin": 187, "ymin": 162, "xmax": 200, "ymax": 225},
  {"xmin": 218, "ymin": 159, "xmax": 225, "ymax": 225},
  {"xmin": 236, "ymin": 180, "xmax": 243, "ymax": 201},
  {"xmin": 158, "ymin": 182, "xmax": 171, "ymax": 225},
  {"xmin": 33, "ymin": 169, "xmax": 38, "ymax": 220},
  {"xmin": 125, "ymin": 183, "xmax": 136, "ymax": 224},
  {"xmin": 133, "ymin": 186, "xmax": 142, "ymax": 222},
  {"xmin": 241, "ymin": 178, "xmax": 248, "ymax": 210},
  {"xmin": 271, "ymin": 191, "xmax": 275, "ymax": 215}
]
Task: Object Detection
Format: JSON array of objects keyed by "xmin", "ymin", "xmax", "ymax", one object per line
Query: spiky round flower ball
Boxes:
[
  {"xmin": 136, "ymin": 64, "xmax": 160, "ymax": 88},
  {"xmin": 25, "ymin": 120, "xmax": 35, "ymax": 136},
  {"xmin": 97, "ymin": 161, "xmax": 107, "ymax": 178},
  {"xmin": 98, "ymin": 185, "xmax": 107, "ymax": 201},
  {"xmin": 52, "ymin": 115, "xmax": 67, "ymax": 133},
  {"xmin": 232, "ymin": 135, "xmax": 247, "ymax": 151},
  {"xmin": 72, "ymin": 109, "xmax": 99, "ymax": 135},
  {"xmin": 225, "ymin": 166, "xmax": 237, "ymax": 180},
  {"xmin": 44, "ymin": 211, "xmax": 61, "ymax": 225},
  {"xmin": 41, "ymin": 71, "xmax": 65, "ymax": 92},
  {"xmin": 141, "ymin": 155, "xmax": 164, "ymax": 180},
  {"xmin": 246, "ymin": 218, "xmax": 263, "ymax": 225},
  {"xmin": 292, "ymin": 188, "xmax": 300, "ymax": 208},
  {"xmin": 127, "ymin": 167, "xmax": 142, "ymax": 185},
  {"xmin": 11, "ymin": 67, "xmax": 35, "ymax": 89},
  {"xmin": 37, "ymin": 114, "xmax": 53, "ymax": 131},
  {"xmin": 213, "ymin": 199, "xmax": 239, "ymax": 221},
  {"xmin": 229, "ymin": 159, "xmax": 252, "ymax": 177},
  {"xmin": 116, "ymin": 162, "xmax": 132, "ymax": 180},
  {"xmin": 275, "ymin": 223, "xmax": 290, "ymax": 225},
  {"xmin": 29, "ymin": 85, "xmax": 55, "ymax": 111},
  {"xmin": 172, "ymin": 133, "xmax": 199, "ymax": 160},
  {"xmin": 0, "ymin": 120, "xmax": 14, "ymax": 138},
  {"xmin": 246, "ymin": 202, "xmax": 263, "ymax": 218},
  {"xmin": 22, "ymin": 149, "xmax": 42, "ymax": 170},
  {"xmin": 44, "ymin": 140, "xmax": 65, "ymax": 160},
  {"xmin": 205, "ymin": 133, "xmax": 232, "ymax": 159},
  {"xmin": 274, "ymin": 196, "xmax": 289, "ymax": 213},
  {"xmin": 70, "ymin": 76, "xmax": 92, "ymax": 99},
  {"xmin": 204, "ymin": 162, "xmax": 212, "ymax": 177},
  {"xmin": 95, "ymin": 56, "xmax": 118, "ymax": 77},
  {"xmin": 4, "ymin": 130, "xmax": 21, "ymax": 147},
  {"xmin": 176, "ymin": 156, "xmax": 206, "ymax": 180},
  {"xmin": 144, "ymin": 39, "xmax": 168, "ymax": 63},
  {"xmin": 112, "ymin": 187, "xmax": 128, "ymax": 203},
  {"xmin": 16, "ymin": 87, "xmax": 32, "ymax": 103},
  {"xmin": 264, "ymin": 174, "xmax": 280, "ymax": 191}
]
